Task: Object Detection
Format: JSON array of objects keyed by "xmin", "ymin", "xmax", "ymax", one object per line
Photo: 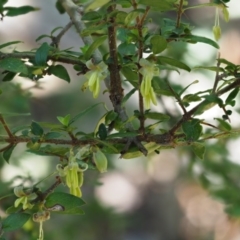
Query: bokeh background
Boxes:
[{"xmin": 1, "ymin": 0, "xmax": 240, "ymax": 239}]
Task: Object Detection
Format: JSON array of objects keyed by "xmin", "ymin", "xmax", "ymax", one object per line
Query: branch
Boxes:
[
  {"xmin": 0, "ymin": 114, "xmax": 14, "ymax": 137},
  {"xmin": 169, "ymin": 77, "xmax": 240, "ymax": 134},
  {"xmin": 51, "ymin": 21, "xmax": 73, "ymax": 47}
]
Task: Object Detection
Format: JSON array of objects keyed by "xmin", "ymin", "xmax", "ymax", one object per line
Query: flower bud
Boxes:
[{"xmin": 93, "ymin": 149, "xmax": 108, "ymax": 173}]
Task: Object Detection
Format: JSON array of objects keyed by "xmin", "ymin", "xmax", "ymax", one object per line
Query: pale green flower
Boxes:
[
  {"xmin": 14, "ymin": 186, "xmax": 36, "ymax": 210},
  {"xmin": 56, "ymin": 149, "xmax": 87, "ymax": 198},
  {"xmin": 212, "ymin": 3, "xmax": 229, "ymax": 41},
  {"xmin": 139, "ymin": 59, "xmax": 159, "ymax": 109},
  {"xmin": 84, "ymin": 60, "xmax": 108, "ymax": 98}
]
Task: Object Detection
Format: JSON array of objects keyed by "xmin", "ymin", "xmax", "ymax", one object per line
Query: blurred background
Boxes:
[{"xmin": 1, "ymin": 0, "xmax": 240, "ymax": 239}]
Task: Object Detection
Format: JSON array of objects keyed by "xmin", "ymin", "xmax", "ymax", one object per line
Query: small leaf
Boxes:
[
  {"xmin": 35, "ymin": 42, "xmax": 50, "ymax": 66},
  {"xmin": 121, "ymin": 88, "xmax": 137, "ymax": 107},
  {"xmin": 2, "ymin": 213, "xmax": 31, "ymax": 232},
  {"xmin": 2, "ymin": 72, "xmax": 17, "ymax": 82},
  {"xmin": 181, "ymin": 35, "xmax": 219, "ymax": 49},
  {"xmin": 0, "ymin": 41, "xmax": 22, "ymax": 50},
  {"xmin": 4, "ymin": 6, "xmax": 39, "ymax": 16},
  {"xmin": 98, "ymin": 123, "xmax": 107, "ymax": 140},
  {"xmin": 182, "ymin": 119, "xmax": 202, "ymax": 141},
  {"xmin": 57, "ymin": 114, "xmax": 71, "ymax": 127},
  {"xmin": 3, "ymin": 145, "xmax": 16, "ymax": 163},
  {"xmin": 215, "ymin": 118, "xmax": 231, "ymax": 131},
  {"xmin": 48, "ymin": 65, "xmax": 70, "ymax": 83},
  {"xmin": 118, "ymin": 43, "xmax": 136, "ymax": 56},
  {"xmin": 0, "ymin": 58, "xmax": 28, "ymax": 74},
  {"xmin": 138, "ymin": 0, "xmax": 175, "ymax": 11},
  {"xmin": 145, "ymin": 112, "xmax": 170, "ymax": 121},
  {"xmin": 157, "ymin": 56, "xmax": 191, "ymax": 72},
  {"xmin": 45, "ymin": 192, "xmax": 85, "ymax": 215},
  {"xmin": 81, "ymin": 11, "xmax": 102, "ymax": 21},
  {"xmin": 225, "ymin": 88, "xmax": 239, "ymax": 105},
  {"xmin": 192, "ymin": 142, "xmax": 205, "ymax": 160},
  {"xmin": 84, "ymin": 35, "xmax": 107, "ymax": 60},
  {"xmin": 150, "ymin": 35, "xmax": 168, "ymax": 54},
  {"xmin": 69, "ymin": 103, "xmax": 101, "ymax": 125},
  {"xmin": 45, "ymin": 132, "xmax": 62, "ymax": 139},
  {"xmin": 35, "ymin": 34, "xmax": 51, "ymax": 42},
  {"xmin": 31, "ymin": 121, "xmax": 44, "ymax": 136}
]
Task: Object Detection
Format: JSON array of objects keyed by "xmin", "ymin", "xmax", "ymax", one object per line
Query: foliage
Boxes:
[{"xmin": 0, "ymin": 0, "xmax": 239, "ymax": 239}]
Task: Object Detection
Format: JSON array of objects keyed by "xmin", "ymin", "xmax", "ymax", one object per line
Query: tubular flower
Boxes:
[
  {"xmin": 56, "ymin": 149, "xmax": 87, "ymax": 198},
  {"xmin": 139, "ymin": 59, "xmax": 159, "ymax": 109},
  {"xmin": 33, "ymin": 210, "xmax": 50, "ymax": 240},
  {"xmin": 84, "ymin": 60, "xmax": 108, "ymax": 98},
  {"xmin": 14, "ymin": 186, "xmax": 36, "ymax": 210},
  {"xmin": 212, "ymin": 2, "xmax": 229, "ymax": 41}
]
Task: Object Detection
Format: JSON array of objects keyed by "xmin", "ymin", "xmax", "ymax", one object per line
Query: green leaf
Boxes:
[
  {"xmin": 27, "ymin": 145, "xmax": 69, "ymax": 157},
  {"xmin": 194, "ymin": 66, "xmax": 224, "ymax": 72},
  {"xmin": 138, "ymin": 0, "xmax": 175, "ymax": 11},
  {"xmin": 225, "ymin": 88, "xmax": 239, "ymax": 105},
  {"xmin": 2, "ymin": 213, "xmax": 31, "ymax": 232},
  {"xmin": 0, "ymin": 58, "xmax": 28, "ymax": 74},
  {"xmin": 98, "ymin": 123, "xmax": 107, "ymax": 140},
  {"xmin": 35, "ymin": 42, "xmax": 50, "ymax": 66},
  {"xmin": 182, "ymin": 93, "xmax": 201, "ymax": 105},
  {"xmin": 150, "ymin": 35, "xmax": 168, "ymax": 54},
  {"xmin": 118, "ymin": 43, "xmax": 136, "ymax": 56},
  {"xmin": 81, "ymin": 11, "xmax": 102, "ymax": 21},
  {"xmin": 51, "ymin": 26, "xmax": 63, "ymax": 36},
  {"xmin": 145, "ymin": 112, "xmax": 170, "ymax": 121},
  {"xmin": 105, "ymin": 110, "xmax": 118, "ymax": 124},
  {"xmin": 157, "ymin": 56, "xmax": 191, "ymax": 72},
  {"xmin": 121, "ymin": 66, "xmax": 138, "ymax": 87},
  {"xmin": 192, "ymin": 142, "xmax": 205, "ymax": 159},
  {"xmin": 45, "ymin": 192, "xmax": 85, "ymax": 215},
  {"xmin": 2, "ymin": 72, "xmax": 17, "ymax": 82},
  {"xmin": 48, "ymin": 65, "xmax": 70, "ymax": 83},
  {"xmin": 4, "ymin": 6, "xmax": 39, "ymax": 16},
  {"xmin": 45, "ymin": 132, "xmax": 63, "ymax": 139},
  {"xmin": 0, "ymin": 41, "xmax": 22, "ymax": 50},
  {"xmin": 107, "ymin": 132, "xmax": 138, "ymax": 139},
  {"xmin": 121, "ymin": 88, "xmax": 137, "ymax": 107},
  {"xmin": 31, "ymin": 121, "xmax": 44, "ymax": 136},
  {"xmin": 35, "ymin": 34, "xmax": 51, "ymax": 42},
  {"xmin": 181, "ymin": 35, "xmax": 219, "ymax": 49},
  {"xmin": 69, "ymin": 103, "xmax": 102, "ymax": 125},
  {"xmin": 57, "ymin": 114, "xmax": 71, "ymax": 127},
  {"xmin": 152, "ymin": 77, "xmax": 174, "ymax": 96},
  {"xmin": 215, "ymin": 118, "xmax": 231, "ymax": 131},
  {"xmin": 182, "ymin": 119, "xmax": 202, "ymax": 141},
  {"xmin": 84, "ymin": 35, "xmax": 107, "ymax": 60},
  {"xmin": 55, "ymin": 0, "xmax": 65, "ymax": 14},
  {"xmin": 3, "ymin": 145, "xmax": 16, "ymax": 163}
]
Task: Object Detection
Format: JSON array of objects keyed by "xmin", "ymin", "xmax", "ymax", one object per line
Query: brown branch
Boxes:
[
  {"xmin": 0, "ymin": 51, "xmax": 86, "ymax": 67},
  {"xmin": 0, "ymin": 114, "xmax": 14, "ymax": 137},
  {"xmin": 176, "ymin": 0, "xmax": 184, "ymax": 28},
  {"xmin": 136, "ymin": 6, "xmax": 150, "ymax": 134}
]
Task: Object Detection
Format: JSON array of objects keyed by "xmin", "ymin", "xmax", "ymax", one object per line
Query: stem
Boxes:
[
  {"xmin": 136, "ymin": 6, "xmax": 150, "ymax": 134},
  {"xmin": 176, "ymin": 0, "xmax": 184, "ymax": 28},
  {"xmin": 0, "ymin": 114, "xmax": 14, "ymax": 137}
]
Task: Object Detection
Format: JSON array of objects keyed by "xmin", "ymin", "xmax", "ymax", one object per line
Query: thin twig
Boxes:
[
  {"xmin": 0, "ymin": 114, "xmax": 14, "ymax": 137},
  {"xmin": 51, "ymin": 22, "xmax": 73, "ymax": 47},
  {"xmin": 212, "ymin": 53, "xmax": 221, "ymax": 93},
  {"xmin": 176, "ymin": 0, "xmax": 184, "ymax": 28}
]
